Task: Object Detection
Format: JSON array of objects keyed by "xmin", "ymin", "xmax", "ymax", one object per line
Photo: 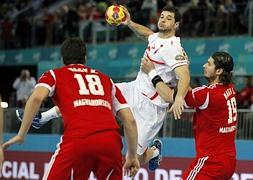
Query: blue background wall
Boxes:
[
  {"xmin": 4, "ymin": 134, "xmax": 253, "ymax": 161},
  {"xmin": 0, "ymin": 36, "xmax": 253, "ymax": 78}
]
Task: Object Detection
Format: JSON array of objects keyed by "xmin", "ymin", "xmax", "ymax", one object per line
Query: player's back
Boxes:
[
  {"xmin": 193, "ymin": 83, "xmax": 237, "ymax": 157},
  {"xmin": 40, "ymin": 64, "xmax": 119, "ymax": 137}
]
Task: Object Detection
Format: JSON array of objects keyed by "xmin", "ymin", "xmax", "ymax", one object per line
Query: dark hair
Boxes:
[
  {"xmin": 61, "ymin": 37, "xmax": 86, "ymax": 65},
  {"xmin": 212, "ymin": 51, "xmax": 234, "ymax": 85},
  {"xmin": 162, "ymin": 6, "xmax": 181, "ymax": 23}
]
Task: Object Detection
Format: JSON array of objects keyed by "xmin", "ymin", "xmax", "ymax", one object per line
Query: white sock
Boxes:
[
  {"xmin": 151, "ymin": 148, "xmax": 159, "ymax": 158},
  {"xmin": 41, "ymin": 107, "xmax": 59, "ymax": 123}
]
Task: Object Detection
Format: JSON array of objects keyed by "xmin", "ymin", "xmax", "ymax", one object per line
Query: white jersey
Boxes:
[{"xmin": 135, "ymin": 33, "xmax": 189, "ymax": 107}]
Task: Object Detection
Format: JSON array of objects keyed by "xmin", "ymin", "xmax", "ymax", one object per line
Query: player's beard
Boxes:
[{"xmin": 158, "ymin": 28, "xmax": 172, "ymax": 34}]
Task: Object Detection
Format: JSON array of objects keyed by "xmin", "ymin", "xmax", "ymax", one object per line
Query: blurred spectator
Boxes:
[
  {"xmin": 42, "ymin": 6, "xmax": 54, "ymax": 46},
  {"xmin": 12, "ymin": 69, "xmax": 36, "ymax": 108},
  {"xmin": 15, "ymin": 15, "xmax": 32, "ymax": 48},
  {"xmin": 52, "ymin": 11, "xmax": 64, "ymax": 45},
  {"xmin": 250, "ymin": 94, "xmax": 253, "ymax": 111},
  {"xmin": 127, "ymin": 0, "xmax": 143, "ymax": 23},
  {"xmin": 182, "ymin": 0, "xmax": 215, "ymax": 37},
  {"xmin": 1, "ymin": 16, "xmax": 13, "ymax": 49},
  {"xmin": 215, "ymin": 0, "xmax": 237, "ymax": 35},
  {"xmin": 78, "ymin": 3, "xmax": 90, "ymax": 42},
  {"xmin": 158, "ymin": 0, "xmax": 184, "ymax": 9},
  {"xmin": 237, "ymin": 76, "xmax": 253, "ymax": 108},
  {"xmin": 78, "ymin": 2, "xmax": 103, "ymax": 42},
  {"xmin": 142, "ymin": 0, "xmax": 159, "ymax": 31},
  {"xmin": 62, "ymin": 5, "xmax": 79, "ymax": 38},
  {"xmin": 240, "ymin": 0, "xmax": 253, "ymax": 35}
]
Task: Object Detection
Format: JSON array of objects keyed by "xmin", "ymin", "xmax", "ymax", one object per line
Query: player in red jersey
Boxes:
[
  {"xmin": 3, "ymin": 38, "xmax": 140, "ymax": 179},
  {"xmin": 141, "ymin": 51, "xmax": 236, "ymax": 179}
]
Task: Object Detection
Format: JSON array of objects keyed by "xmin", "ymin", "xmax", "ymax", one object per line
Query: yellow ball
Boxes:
[{"xmin": 105, "ymin": 5, "xmax": 126, "ymax": 26}]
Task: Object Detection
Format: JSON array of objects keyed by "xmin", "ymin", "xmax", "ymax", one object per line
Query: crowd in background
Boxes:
[{"xmin": 0, "ymin": 0, "xmax": 250, "ymax": 49}]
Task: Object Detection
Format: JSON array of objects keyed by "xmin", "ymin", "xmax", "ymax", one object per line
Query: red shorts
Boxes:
[
  {"xmin": 43, "ymin": 130, "xmax": 123, "ymax": 180},
  {"xmin": 182, "ymin": 155, "xmax": 236, "ymax": 180}
]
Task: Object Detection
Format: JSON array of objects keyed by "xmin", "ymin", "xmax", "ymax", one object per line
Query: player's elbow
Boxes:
[
  {"xmin": 118, "ymin": 108, "xmax": 137, "ymax": 130},
  {"xmin": 29, "ymin": 87, "xmax": 49, "ymax": 103},
  {"xmin": 124, "ymin": 116, "xmax": 137, "ymax": 130},
  {"xmin": 124, "ymin": 117, "xmax": 138, "ymax": 137},
  {"xmin": 129, "ymin": 117, "xmax": 137, "ymax": 128}
]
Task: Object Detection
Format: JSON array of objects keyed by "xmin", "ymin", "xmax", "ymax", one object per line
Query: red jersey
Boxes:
[
  {"xmin": 184, "ymin": 83, "xmax": 237, "ymax": 157},
  {"xmin": 36, "ymin": 64, "xmax": 128, "ymax": 137}
]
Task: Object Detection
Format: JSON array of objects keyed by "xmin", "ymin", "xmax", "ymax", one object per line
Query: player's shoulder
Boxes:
[
  {"xmin": 207, "ymin": 83, "xmax": 234, "ymax": 97},
  {"xmin": 208, "ymin": 83, "xmax": 233, "ymax": 90},
  {"xmin": 91, "ymin": 68, "xmax": 109, "ymax": 78},
  {"xmin": 89, "ymin": 68, "xmax": 112, "ymax": 84},
  {"xmin": 148, "ymin": 33, "xmax": 159, "ymax": 42},
  {"xmin": 162, "ymin": 36, "xmax": 182, "ymax": 51},
  {"xmin": 228, "ymin": 83, "xmax": 236, "ymax": 90},
  {"xmin": 192, "ymin": 85, "xmax": 208, "ymax": 93},
  {"xmin": 51, "ymin": 65, "xmax": 68, "ymax": 73}
]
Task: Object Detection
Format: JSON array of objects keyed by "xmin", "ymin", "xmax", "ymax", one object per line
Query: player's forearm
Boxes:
[
  {"xmin": 118, "ymin": 108, "xmax": 138, "ymax": 156},
  {"xmin": 155, "ymin": 82, "xmax": 174, "ymax": 103},
  {"xmin": 124, "ymin": 119, "xmax": 138, "ymax": 156},
  {"xmin": 127, "ymin": 20, "xmax": 154, "ymax": 41},
  {"xmin": 147, "ymin": 69, "xmax": 173, "ymax": 103},
  {"xmin": 18, "ymin": 95, "xmax": 44, "ymax": 137},
  {"xmin": 18, "ymin": 87, "xmax": 49, "ymax": 137},
  {"xmin": 176, "ymin": 67, "xmax": 190, "ymax": 99}
]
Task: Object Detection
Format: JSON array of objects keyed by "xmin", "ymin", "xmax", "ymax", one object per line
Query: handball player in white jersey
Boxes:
[{"xmin": 16, "ymin": 5, "xmax": 190, "ymax": 171}]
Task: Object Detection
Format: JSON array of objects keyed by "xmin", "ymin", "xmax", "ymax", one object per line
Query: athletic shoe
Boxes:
[
  {"xmin": 148, "ymin": 139, "xmax": 162, "ymax": 171},
  {"xmin": 16, "ymin": 109, "xmax": 43, "ymax": 129}
]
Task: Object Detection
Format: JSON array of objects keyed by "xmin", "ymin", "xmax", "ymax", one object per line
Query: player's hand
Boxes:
[
  {"xmin": 123, "ymin": 154, "xmax": 140, "ymax": 177},
  {"xmin": 141, "ymin": 57, "xmax": 155, "ymax": 74},
  {"xmin": 2, "ymin": 135, "xmax": 24, "ymax": 150},
  {"xmin": 0, "ymin": 146, "xmax": 4, "ymax": 170},
  {"xmin": 120, "ymin": 5, "xmax": 131, "ymax": 25},
  {"xmin": 169, "ymin": 96, "xmax": 184, "ymax": 120}
]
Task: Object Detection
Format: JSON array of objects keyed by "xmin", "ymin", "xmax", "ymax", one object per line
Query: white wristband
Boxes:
[{"xmin": 148, "ymin": 69, "xmax": 157, "ymax": 79}]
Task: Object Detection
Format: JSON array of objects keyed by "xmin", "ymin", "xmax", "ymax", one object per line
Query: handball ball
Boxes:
[{"xmin": 105, "ymin": 5, "xmax": 126, "ymax": 26}]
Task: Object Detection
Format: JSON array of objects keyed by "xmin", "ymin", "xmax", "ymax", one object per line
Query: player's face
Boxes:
[
  {"xmin": 157, "ymin": 11, "xmax": 176, "ymax": 33},
  {"xmin": 203, "ymin": 57, "xmax": 217, "ymax": 82}
]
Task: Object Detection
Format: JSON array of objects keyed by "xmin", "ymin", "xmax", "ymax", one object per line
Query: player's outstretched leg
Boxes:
[
  {"xmin": 148, "ymin": 139, "xmax": 162, "ymax": 171},
  {"xmin": 16, "ymin": 109, "xmax": 43, "ymax": 129}
]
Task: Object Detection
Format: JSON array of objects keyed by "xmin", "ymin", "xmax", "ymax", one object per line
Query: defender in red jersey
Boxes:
[
  {"xmin": 141, "ymin": 51, "xmax": 236, "ymax": 180},
  {"xmin": 3, "ymin": 38, "xmax": 140, "ymax": 179}
]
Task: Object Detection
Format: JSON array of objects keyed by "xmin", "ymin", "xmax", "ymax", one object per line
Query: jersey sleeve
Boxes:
[
  {"xmin": 184, "ymin": 86, "xmax": 209, "ymax": 110},
  {"xmin": 162, "ymin": 45, "xmax": 188, "ymax": 70},
  {"xmin": 111, "ymin": 79, "xmax": 129, "ymax": 114},
  {"xmin": 35, "ymin": 70, "xmax": 56, "ymax": 97}
]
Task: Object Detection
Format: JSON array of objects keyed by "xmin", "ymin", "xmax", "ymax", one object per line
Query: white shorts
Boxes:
[{"xmin": 116, "ymin": 81, "xmax": 168, "ymax": 155}]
